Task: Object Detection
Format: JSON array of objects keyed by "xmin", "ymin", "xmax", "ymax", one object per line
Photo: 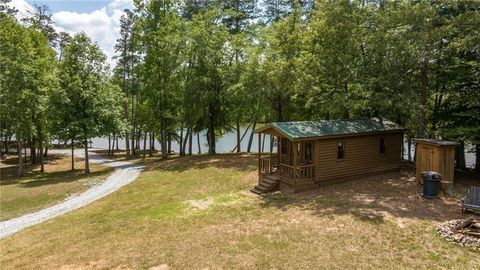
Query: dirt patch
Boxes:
[
  {"xmin": 149, "ymin": 264, "xmax": 170, "ymax": 270},
  {"xmin": 186, "ymin": 198, "xmax": 214, "ymax": 210}
]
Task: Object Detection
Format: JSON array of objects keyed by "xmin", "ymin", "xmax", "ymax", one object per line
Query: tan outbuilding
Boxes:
[{"xmin": 413, "ymin": 139, "xmax": 457, "ymax": 185}]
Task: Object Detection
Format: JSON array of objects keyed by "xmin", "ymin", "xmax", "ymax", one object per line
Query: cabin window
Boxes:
[
  {"xmin": 337, "ymin": 141, "xmax": 345, "ymax": 160},
  {"xmin": 281, "ymin": 138, "xmax": 288, "ymax": 154},
  {"xmin": 380, "ymin": 137, "xmax": 386, "ymax": 154},
  {"xmin": 305, "ymin": 142, "xmax": 313, "ymax": 161}
]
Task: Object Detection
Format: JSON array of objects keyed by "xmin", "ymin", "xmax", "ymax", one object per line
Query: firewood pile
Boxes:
[{"xmin": 437, "ymin": 217, "xmax": 480, "ymax": 247}]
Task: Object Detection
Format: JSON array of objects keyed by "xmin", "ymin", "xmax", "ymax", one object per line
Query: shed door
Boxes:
[{"xmin": 421, "ymin": 146, "xmax": 434, "ymax": 171}]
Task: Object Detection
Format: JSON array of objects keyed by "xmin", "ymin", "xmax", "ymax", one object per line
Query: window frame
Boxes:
[
  {"xmin": 337, "ymin": 141, "xmax": 345, "ymax": 160},
  {"xmin": 379, "ymin": 137, "xmax": 386, "ymax": 154},
  {"xmin": 304, "ymin": 142, "xmax": 313, "ymax": 161},
  {"xmin": 281, "ymin": 138, "xmax": 288, "ymax": 154}
]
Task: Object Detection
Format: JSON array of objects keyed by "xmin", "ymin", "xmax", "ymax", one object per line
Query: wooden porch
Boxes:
[
  {"xmin": 252, "ymin": 131, "xmax": 317, "ymax": 194},
  {"xmin": 258, "ymin": 155, "xmax": 316, "ymax": 184}
]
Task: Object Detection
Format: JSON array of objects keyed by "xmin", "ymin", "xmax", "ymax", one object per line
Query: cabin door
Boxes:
[{"xmin": 280, "ymin": 138, "xmax": 290, "ymax": 164}]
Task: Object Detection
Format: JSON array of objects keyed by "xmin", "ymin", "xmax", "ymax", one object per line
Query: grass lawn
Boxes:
[
  {"xmin": 0, "ymin": 153, "xmax": 113, "ymax": 221},
  {"xmin": 0, "ymin": 154, "xmax": 478, "ymax": 269}
]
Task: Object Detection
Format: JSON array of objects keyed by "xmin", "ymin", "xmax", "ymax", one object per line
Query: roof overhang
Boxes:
[
  {"xmin": 254, "ymin": 125, "xmax": 292, "ymax": 139},
  {"xmin": 412, "ymin": 138, "xmax": 458, "ymax": 147},
  {"xmin": 255, "ymin": 124, "xmax": 405, "ymax": 141}
]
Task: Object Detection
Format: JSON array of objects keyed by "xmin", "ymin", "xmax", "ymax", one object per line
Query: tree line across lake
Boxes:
[{"xmin": 1, "ymin": 0, "xmax": 479, "ymax": 176}]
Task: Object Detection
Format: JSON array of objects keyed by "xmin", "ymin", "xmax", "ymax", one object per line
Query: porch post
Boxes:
[
  {"xmin": 258, "ymin": 132, "xmax": 261, "ymax": 172},
  {"xmin": 278, "ymin": 136, "xmax": 281, "ymax": 165},
  {"xmin": 269, "ymin": 135, "xmax": 273, "ymax": 173},
  {"xmin": 293, "ymin": 141, "xmax": 298, "ymax": 183}
]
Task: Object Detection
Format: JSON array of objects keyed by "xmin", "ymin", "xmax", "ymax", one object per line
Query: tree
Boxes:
[
  {"xmin": 187, "ymin": 9, "xmax": 230, "ymax": 154},
  {"xmin": 261, "ymin": 1, "xmax": 305, "ymax": 121},
  {"xmin": 221, "ymin": 0, "xmax": 257, "ymax": 152},
  {"xmin": 140, "ymin": 0, "xmax": 186, "ymax": 159},
  {"xmin": 0, "ymin": 16, "xmax": 55, "ymax": 175},
  {"xmin": 0, "ymin": 0, "xmax": 16, "ymax": 18},
  {"xmin": 56, "ymin": 33, "xmax": 117, "ymax": 173},
  {"xmin": 114, "ymin": 9, "xmax": 141, "ymax": 158},
  {"xmin": 22, "ymin": 4, "xmax": 58, "ymax": 47}
]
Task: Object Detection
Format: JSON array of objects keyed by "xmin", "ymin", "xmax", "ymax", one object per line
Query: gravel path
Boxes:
[{"xmin": 0, "ymin": 150, "xmax": 144, "ymax": 238}]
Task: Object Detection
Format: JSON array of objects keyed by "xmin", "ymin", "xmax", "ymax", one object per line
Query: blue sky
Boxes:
[
  {"xmin": 13, "ymin": 0, "xmax": 134, "ymax": 67},
  {"xmin": 26, "ymin": 0, "xmax": 111, "ymax": 13}
]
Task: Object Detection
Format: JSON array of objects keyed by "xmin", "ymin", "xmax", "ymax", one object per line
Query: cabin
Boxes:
[{"xmin": 251, "ymin": 119, "xmax": 405, "ymax": 194}]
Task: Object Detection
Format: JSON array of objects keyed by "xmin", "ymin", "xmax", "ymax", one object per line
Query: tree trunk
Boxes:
[
  {"xmin": 262, "ymin": 132, "xmax": 266, "ymax": 152},
  {"xmin": 115, "ymin": 135, "xmax": 119, "ymax": 150},
  {"xmin": 408, "ymin": 137, "xmax": 412, "ymax": 161},
  {"xmin": 236, "ymin": 120, "xmax": 241, "ymax": 153},
  {"xmin": 108, "ymin": 134, "xmax": 111, "ymax": 155},
  {"xmin": 207, "ymin": 126, "xmax": 216, "ymax": 155},
  {"xmin": 418, "ymin": 61, "xmax": 428, "ymax": 138},
  {"xmin": 151, "ymin": 132, "xmax": 155, "ymax": 150},
  {"xmin": 17, "ymin": 139, "xmax": 23, "ymax": 177},
  {"xmin": 136, "ymin": 130, "xmax": 141, "ymax": 150},
  {"xmin": 161, "ymin": 118, "xmax": 167, "ymax": 160},
  {"xmin": 39, "ymin": 138, "xmax": 44, "ymax": 173},
  {"xmin": 149, "ymin": 132, "xmax": 153, "ymax": 157},
  {"xmin": 247, "ymin": 118, "xmax": 258, "ymax": 152},
  {"xmin": 182, "ymin": 127, "xmax": 190, "ymax": 156},
  {"xmin": 30, "ymin": 138, "xmax": 36, "ymax": 164},
  {"xmin": 475, "ymin": 143, "xmax": 480, "ymax": 171},
  {"xmin": 71, "ymin": 138, "xmax": 75, "ymax": 171},
  {"xmin": 5, "ymin": 136, "xmax": 10, "ymax": 154},
  {"xmin": 143, "ymin": 131, "xmax": 147, "ymax": 159},
  {"xmin": 179, "ymin": 125, "xmax": 184, "ymax": 156},
  {"xmin": 455, "ymin": 140, "xmax": 466, "ymax": 169},
  {"xmin": 131, "ymin": 95, "xmax": 136, "ymax": 156},
  {"xmin": 207, "ymin": 104, "xmax": 216, "ymax": 155},
  {"xmin": 188, "ymin": 129, "xmax": 193, "ymax": 155},
  {"xmin": 44, "ymin": 145, "xmax": 48, "ymax": 157},
  {"xmin": 84, "ymin": 138, "xmax": 90, "ymax": 173},
  {"xmin": 343, "ymin": 81, "xmax": 350, "ymax": 119},
  {"xmin": 111, "ymin": 134, "xmax": 116, "ymax": 155},
  {"xmin": 168, "ymin": 133, "xmax": 172, "ymax": 154},
  {"xmin": 232, "ymin": 120, "xmax": 253, "ymax": 152},
  {"xmin": 197, "ymin": 132, "xmax": 201, "ymax": 154}
]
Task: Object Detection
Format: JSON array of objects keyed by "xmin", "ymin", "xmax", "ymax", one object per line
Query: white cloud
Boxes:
[
  {"xmin": 10, "ymin": 0, "xmax": 134, "ymax": 68},
  {"xmin": 11, "ymin": 0, "xmax": 33, "ymax": 18}
]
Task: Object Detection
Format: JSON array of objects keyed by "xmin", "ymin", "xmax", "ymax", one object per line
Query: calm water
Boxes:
[
  {"xmin": 90, "ymin": 128, "xmax": 277, "ymax": 154},
  {"xmin": 89, "ymin": 128, "xmax": 476, "ymax": 168}
]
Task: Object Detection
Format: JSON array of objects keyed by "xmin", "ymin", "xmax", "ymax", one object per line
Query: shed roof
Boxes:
[
  {"xmin": 412, "ymin": 138, "xmax": 458, "ymax": 146},
  {"xmin": 254, "ymin": 119, "xmax": 405, "ymax": 140}
]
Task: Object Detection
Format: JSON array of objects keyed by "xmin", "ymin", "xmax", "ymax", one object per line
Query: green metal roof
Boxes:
[{"xmin": 254, "ymin": 119, "xmax": 405, "ymax": 140}]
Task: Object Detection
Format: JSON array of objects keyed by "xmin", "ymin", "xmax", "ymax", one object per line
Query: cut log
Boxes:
[{"xmin": 454, "ymin": 217, "xmax": 474, "ymax": 231}]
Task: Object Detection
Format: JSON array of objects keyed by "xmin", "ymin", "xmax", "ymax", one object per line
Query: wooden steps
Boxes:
[{"xmin": 251, "ymin": 174, "xmax": 280, "ymax": 195}]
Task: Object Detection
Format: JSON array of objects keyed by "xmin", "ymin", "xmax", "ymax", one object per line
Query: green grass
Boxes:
[
  {"xmin": 0, "ymin": 154, "xmax": 113, "ymax": 221},
  {"xmin": 0, "ymin": 154, "xmax": 478, "ymax": 269}
]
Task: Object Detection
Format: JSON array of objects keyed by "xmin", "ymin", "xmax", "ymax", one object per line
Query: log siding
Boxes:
[{"xmin": 315, "ymin": 133, "xmax": 403, "ymax": 182}]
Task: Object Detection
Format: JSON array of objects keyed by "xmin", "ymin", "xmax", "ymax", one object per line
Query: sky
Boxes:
[{"xmin": 11, "ymin": 0, "xmax": 135, "ymax": 67}]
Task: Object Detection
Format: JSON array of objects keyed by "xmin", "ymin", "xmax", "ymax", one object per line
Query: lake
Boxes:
[{"xmin": 90, "ymin": 127, "xmax": 476, "ymax": 168}]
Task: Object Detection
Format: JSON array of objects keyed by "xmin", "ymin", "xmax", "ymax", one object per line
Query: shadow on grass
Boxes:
[
  {"xmin": 92, "ymin": 150, "xmax": 258, "ymax": 173},
  {"xmin": 20, "ymin": 169, "xmax": 112, "ymax": 188},
  {"xmin": 258, "ymin": 170, "xmax": 479, "ymax": 223},
  {"xmin": 1, "ymin": 153, "xmax": 64, "ymax": 167},
  {"xmin": 1, "ymin": 153, "xmax": 113, "ymax": 187}
]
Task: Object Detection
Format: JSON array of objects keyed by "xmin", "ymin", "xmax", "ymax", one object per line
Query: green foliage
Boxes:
[
  {"xmin": 55, "ymin": 33, "xmax": 124, "ymax": 148},
  {"xmin": 2, "ymin": 0, "xmax": 479, "ymax": 166},
  {"xmin": 0, "ymin": 16, "xmax": 55, "ymax": 145}
]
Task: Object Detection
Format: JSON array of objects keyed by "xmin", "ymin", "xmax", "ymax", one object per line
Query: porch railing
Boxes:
[
  {"xmin": 279, "ymin": 163, "xmax": 316, "ymax": 183},
  {"xmin": 259, "ymin": 155, "xmax": 279, "ymax": 174}
]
